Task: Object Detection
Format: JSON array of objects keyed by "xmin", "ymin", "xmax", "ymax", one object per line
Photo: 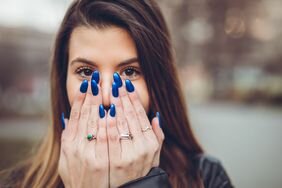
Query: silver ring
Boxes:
[
  {"xmin": 141, "ymin": 126, "xmax": 152, "ymax": 132},
  {"xmin": 120, "ymin": 133, "xmax": 133, "ymax": 140}
]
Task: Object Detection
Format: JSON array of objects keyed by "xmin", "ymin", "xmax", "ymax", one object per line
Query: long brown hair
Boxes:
[{"xmin": 3, "ymin": 0, "xmax": 204, "ymax": 187}]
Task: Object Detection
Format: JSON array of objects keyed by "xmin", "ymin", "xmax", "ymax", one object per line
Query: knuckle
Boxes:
[
  {"xmin": 80, "ymin": 105, "xmax": 90, "ymax": 119},
  {"xmin": 118, "ymin": 118, "xmax": 127, "ymax": 127},
  {"xmin": 123, "ymin": 158, "xmax": 134, "ymax": 168},
  {"xmin": 88, "ymin": 117, "xmax": 98, "ymax": 128},
  {"xmin": 61, "ymin": 141, "xmax": 72, "ymax": 154},
  {"xmin": 136, "ymin": 107, "xmax": 145, "ymax": 117},
  {"xmin": 71, "ymin": 147, "xmax": 80, "ymax": 158},
  {"xmin": 131, "ymin": 155, "xmax": 140, "ymax": 164},
  {"xmin": 71, "ymin": 109, "xmax": 80, "ymax": 120},
  {"xmin": 97, "ymin": 133, "xmax": 107, "ymax": 143},
  {"xmin": 113, "ymin": 161, "xmax": 123, "ymax": 170},
  {"xmin": 94, "ymin": 161, "xmax": 108, "ymax": 172},
  {"xmin": 138, "ymin": 148, "xmax": 148, "ymax": 159},
  {"xmin": 151, "ymin": 142, "xmax": 159, "ymax": 153},
  {"xmin": 126, "ymin": 108, "xmax": 135, "ymax": 117},
  {"xmin": 83, "ymin": 153, "xmax": 95, "ymax": 168},
  {"xmin": 109, "ymin": 133, "xmax": 119, "ymax": 142}
]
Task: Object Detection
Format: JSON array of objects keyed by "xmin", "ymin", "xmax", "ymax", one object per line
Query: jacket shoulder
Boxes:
[{"xmin": 196, "ymin": 154, "xmax": 234, "ymax": 188}]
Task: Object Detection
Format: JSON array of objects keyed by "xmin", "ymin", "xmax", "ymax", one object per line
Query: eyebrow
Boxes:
[{"xmin": 70, "ymin": 57, "xmax": 139, "ymax": 67}]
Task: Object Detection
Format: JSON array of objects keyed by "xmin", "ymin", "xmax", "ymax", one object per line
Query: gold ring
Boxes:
[{"xmin": 141, "ymin": 126, "xmax": 152, "ymax": 132}]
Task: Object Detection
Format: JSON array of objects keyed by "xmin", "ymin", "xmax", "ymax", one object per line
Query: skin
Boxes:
[
  {"xmin": 66, "ymin": 26, "xmax": 149, "ymax": 112},
  {"xmin": 58, "ymin": 26, "xmax": 165, "ymax": 187}
]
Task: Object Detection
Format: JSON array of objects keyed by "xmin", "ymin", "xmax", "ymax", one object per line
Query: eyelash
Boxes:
[
  {"xmin": 75, "ymin": 66, "xmax": 141, "ymax": 80},
  {"xmin": 75, "ymin": 66, "xmax": 94, "ymax": 78}
]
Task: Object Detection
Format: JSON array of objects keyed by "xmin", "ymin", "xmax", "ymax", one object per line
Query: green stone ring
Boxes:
[{"xmin": 87, "ymin": 134, "xmax": 96, "ymax": 141}]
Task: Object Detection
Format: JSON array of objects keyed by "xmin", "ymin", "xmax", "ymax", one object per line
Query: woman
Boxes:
[{"xmin": 1, "ymin": 0, "xmax": 234, "ymax": 187}]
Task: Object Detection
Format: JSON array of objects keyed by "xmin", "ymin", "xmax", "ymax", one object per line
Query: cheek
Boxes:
[
  {"xmin": 135, "ymin": 81, "xmax": 150, "ymax": 113},
  {"xmin": 66, "ymin": 74, "xmax": 81, "ymax": 107}
]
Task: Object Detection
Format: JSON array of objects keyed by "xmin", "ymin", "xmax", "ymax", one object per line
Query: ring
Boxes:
[
  {"xmin": 120, "ymin": 133, "xmax": 133, "ymax": 140},
  {"xmin": 141, "ymin": 126, "xmax": 152, "ymax": 132},
  {"xmin": 87, "ymin": 133, "xmax": 96, "ymax": 141}
]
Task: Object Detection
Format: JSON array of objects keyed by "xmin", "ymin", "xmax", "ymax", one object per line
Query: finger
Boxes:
[
  {"xmin": 126, "ymin": 80, "xmax": 156, "ymax": 139},
  {"xmin": 85, "ymin": 80, "xmax": 102, "ymax": 140},
  {"xmin": 76, "ymin": 81, "xmax": 92, "ymax": 141},
  {"xmin": 151, "ymin": 115, "xmax": 164, "ymax": 167},
  {"xmin": 111, "ymin": 82, "xmax": 130, "ymax": 136},
  {"xmin": 119, "ymin": 81, "xmax": 143, "ymax": 140},
  {"xmin": 107, "ymin": 105, "xmax": 121, "ymax": 160},
  {"xmin": 151, "ymin": 116, "xmax": 165, "ymax": 145},
  {"xmin": 67, "ymin": 80, "xmax": 88, "ymax": 140},
  {"xmin": 111, "ymin": 88, "xmax": 132, "ymax": 158},
  {"xmin": 95, "ymin": 105, "xmax": 108, "ymax": 160}
]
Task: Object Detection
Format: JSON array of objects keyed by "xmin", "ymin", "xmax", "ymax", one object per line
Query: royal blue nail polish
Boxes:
[
  {"xmin": 61, "ymin": 112, "xmax": 65, "ymax": 129},
  {"xmin": 91, "ymin": 80, "xmax": 99, "ymax": 96},
  {"xmin": 110, "ymin": 104, "xmax": 116, "ymax": 117},
  {"xmin": 125, "ymin": 79, "xmax": 134, "ymax": 92},
  {"xmin": 91, "ymin": 70, "xmax": 100, "ymax": 83},
  {"xmin": 80, "ymin": 80, "xmax": 88, "ymax": 93},
  {"xmin": 156, "ymin": 112, "xmax": 161, "ymax": 128},
  {"xmin": 112, "ymin": 82, "xmax": 119, "ymax": 97},
  {"xmin": 99, "ymin": 104, "xmax": 105, "ymax": 118},
  {"xmin": 113, "ymin": 72, "xmax": 122, "ymax": 87}
]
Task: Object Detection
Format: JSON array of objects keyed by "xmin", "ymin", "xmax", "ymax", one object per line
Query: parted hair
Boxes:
[{"xmin": 1, "ymin": 0, "xmax": 204, "ymax": 187}]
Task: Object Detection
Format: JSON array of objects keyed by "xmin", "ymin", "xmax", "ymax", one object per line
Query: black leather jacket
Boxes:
[
  {"xmin": 1, "ymin": 155, "xmax": 233, "ymax": 188},
  {"xmin": 119, "ymin": 154, "xmax": 234, "ymax": 188}
]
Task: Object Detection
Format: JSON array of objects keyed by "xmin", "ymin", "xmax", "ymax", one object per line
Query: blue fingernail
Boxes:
[
  {"xmin": 125, "ymin": 79, "xmax": 134, "ymax": 92},
  {"xmin": 91, "ymin": 70, "xmax": 100, "ymax": 83},
  {"xmin": 112, "ymin": 82, "xmax": 119, "ymax": 98},
  {"xmin": 80, "ymin": 80, "xmax": 88, "ymax": 93},
  {"xmin": 91, "ymin": 80, "xmax": 99, "ymax": 96},
  {"xmin": 110, "ymin": 104, "xmax": 116, "ymax": 117},
  {"xmin": 99, "ymin": 104, "xmax": 105, "ymax": 118},
  {"xmin": 61, "ymin": 112, "xmax": 65, "ymax": 129},
  {"xmin": 156, "ymin": 112, "xmax": 161, "ymax": 129},
  {"xmin": 113, "ymin": 72, "xmax": 123, "ymax": 87}
]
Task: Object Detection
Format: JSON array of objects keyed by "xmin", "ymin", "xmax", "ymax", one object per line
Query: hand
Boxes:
[
  {"xmin": 58, "ymin": 80, "xmax": 109, "ymax": 188},
  {"xmin": 107, "ymin": 79, "xmax": 165, "ymax": 187}
]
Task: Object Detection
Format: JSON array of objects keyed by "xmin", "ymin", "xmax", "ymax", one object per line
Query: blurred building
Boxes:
[{"xmin": 1, "ymin": 0, "xmax": 282, "ymax": 118}]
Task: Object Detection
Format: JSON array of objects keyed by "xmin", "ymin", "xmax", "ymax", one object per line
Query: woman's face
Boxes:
[{"xmin": 66, "ymin": 26, "xmax": 150, "ymax": 113}]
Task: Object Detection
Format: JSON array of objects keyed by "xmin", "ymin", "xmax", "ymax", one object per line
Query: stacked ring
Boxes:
[{"xmin": 120, "ymin": 133, "xmax": 133, "ymax": 140}]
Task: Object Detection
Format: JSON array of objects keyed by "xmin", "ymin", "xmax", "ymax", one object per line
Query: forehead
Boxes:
[{"xmin": 68, "ymin": 26, "xmax": 137, "ymax": 66}]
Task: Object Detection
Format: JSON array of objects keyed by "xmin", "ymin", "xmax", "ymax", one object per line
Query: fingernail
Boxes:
[
  {"xmin": 110, "ymin": 104, "xmax": 116, "ymax": 117},
  {"xmin": 80, "ymin": 80, "xmax": 88, "ymax": 93},
  {"xmin": 125, "ymin": 79, "xmax": 134, "ymax": 92},
  {"xmin": 61, "ymin": 112, "xmax": 65, "ymax": 129},
  {"xmin": 91, "ymin": 70, "xmax": 100, "ymax": 83},
  {"xmin": 99, "ymin": 104, "xmax": 105, "ymax": 118},
  {"xmin": 91, "ymin": 80, "xmax": 99, "ymax": 96},
  {"xmin": 149, "ymin": 110, "xmax": 155, "ymax": 121},
  {"xmin": 156, "ymin": 112, "xmax": 161, "ymax": 128},
  {"xmin": 112, "ymin": 82, "xmax": 119, "ymax": 97},
  {"xmin": 113, "ymin": 72, "xmax": 122, "ymax": 87}
]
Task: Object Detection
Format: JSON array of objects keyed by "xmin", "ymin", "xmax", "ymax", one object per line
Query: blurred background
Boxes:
[{"xmin": 0, "ymin": 0, "xmax": 281, "ymax": 187}]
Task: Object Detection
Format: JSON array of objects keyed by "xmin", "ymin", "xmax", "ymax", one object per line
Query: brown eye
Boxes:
[
  {"xmin": 124, "ymin": 68, "xmax": 135, "ymax": 76},
  {"xmin": 82, "ymin": 69, "xmax": 93, "ymax": 76},
  {"xmin": 75, "ymin": 66, "xmax": 93, "ymax": 78},
  {"xmin": 121, "ymin": 66, "xmax": 141, "ymax": 80}
]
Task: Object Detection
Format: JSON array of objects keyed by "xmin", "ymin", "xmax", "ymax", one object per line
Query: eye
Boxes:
[
  {"xmin": 120, "ymin": 66, "xmax": 141, "ymax": 80},
  {"xmin": 75, "ymin": 66, "xmax": 94, "ymax": 78}
]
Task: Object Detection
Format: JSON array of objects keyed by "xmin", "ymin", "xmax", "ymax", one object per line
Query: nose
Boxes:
[{"xmin": 99, "ymin": 72, "xmax": 113, "ymax": 111}]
